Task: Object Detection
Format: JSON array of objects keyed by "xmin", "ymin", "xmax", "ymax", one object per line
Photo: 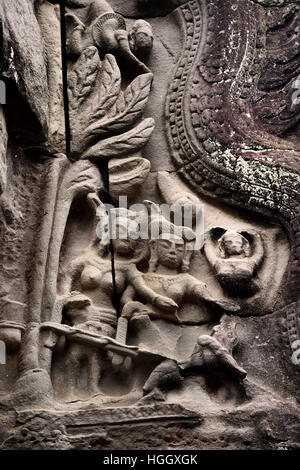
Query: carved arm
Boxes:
[
  {"xmin": 186, "ymin": 275, "xmax": 240, "ymax": 313},
  {"xmin": 203, "ymin": 231, "xmax": 219, "ymax": 269},
  {"xmin": 247, "ymin": 231, "xmax": 264, "ymax": 271},
  {"xmin": 127, "ymin": 264, "xmax": 178, "ymax": 312},
  {"xmin": 61, "ymin": 256, "xmax": 85, "ymax": 294}
]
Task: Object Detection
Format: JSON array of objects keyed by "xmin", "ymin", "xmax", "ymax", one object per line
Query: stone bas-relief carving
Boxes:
[
  {"xmin": 65, "ymin": 0, "xmax": 153, "ymax": 69},
  {"xmin": 0, "ymin": 0, "xmax": 299, "ymax": 451},
  {"xmin": 50, "ymin": 206, "xmax": 181, "ymax": 401},
  {"xmin": 204, "ymin": 228, "xmax": 264, "ymax": 297},
  {"xmin": 116, "ymin": 208, "xmax": 240, "ymax": 359}
]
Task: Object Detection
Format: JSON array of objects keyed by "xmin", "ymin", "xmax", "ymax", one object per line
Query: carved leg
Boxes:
[
  {"xmin": 87, "ymin": 348, "xmax": 103, "ymax": 396},
  {"xmin": 143, "ymin": 359, "xmax": 182, "ymax": 396},
  {"xmin": 65, "ymin": 342, "xmax": 82, "ymax": 398},
  {"xmin": 86, "ymin": 323, "xmax": 115, "ymax": 396},
  {"xmin": 112, "ymin": 317, "xmax": 128, "ymax": 367},
  {"xmin": 130, "ymin": 314, "xmax": 171, "ymax": 356}
]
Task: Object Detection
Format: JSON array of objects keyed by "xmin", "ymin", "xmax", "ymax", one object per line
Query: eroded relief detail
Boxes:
[
  {"xmin": 65, "ymin": 0, "xmax": 154, "ymax": 163},
  {"xmin": 0, "ymin": 0, "xmax": 299, "ymax": 450},
  {"xmin": 204, "ymin": 228, "xmax": 264, "ymax": 297}
]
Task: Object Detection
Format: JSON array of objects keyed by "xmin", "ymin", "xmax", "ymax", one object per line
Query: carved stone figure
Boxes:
[
  {"xmin": 64, "ymin": 0, "xmax": 153, "ymax": 74},
  {"xmin": 47, "ymin": 206, "xmax": 179, "ymax": 399},
  {"xmin": 204, "ymin": 228, "xmax": 264, "ymax": 297},
  {"xmin": 134, "ymin": 210, "xmax": 238, "ymax": 312},
  {"xmin": 0, "ymin": 0, "xmax": 299, "ymax": 451},
  {"xmin": 62, "ymin": 206, "xmax": 176, "ymax": 328},
  {"xmin": 62, "ymin": 292, "xmax": 104, "ymax": 398},
  {"xmin": 116, "ymin": 208, "xmax": 240, "ymax": 362},
  {"xmin": 140, "ymin": 234, "xmax": 239, "ymax": 315},
  {"xmin": 143, "ymin": 335, "xmax": 247, "ymax": 397}
]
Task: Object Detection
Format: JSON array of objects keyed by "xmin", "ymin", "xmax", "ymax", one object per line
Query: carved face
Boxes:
[
  {"xmin": 221, "ymin": 232, "xmax": 245, "ymax": 256},
  {"xmin": 112, "ymin": 222, "xmax": 135, "ymax": 256},
  {"xmin": 156, "ymin": 237, "xmax": 185, "ymax": 269}
]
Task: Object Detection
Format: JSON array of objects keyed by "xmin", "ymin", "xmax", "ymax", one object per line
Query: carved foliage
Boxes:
[{"xmin": 68, "ymin": 47, "xmax": 155, "ymax": 160}]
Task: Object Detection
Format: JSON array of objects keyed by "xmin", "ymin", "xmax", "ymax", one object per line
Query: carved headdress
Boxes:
[{"xmin": 96, "ymin": 206, "xmax": 139, "ymax": 256}]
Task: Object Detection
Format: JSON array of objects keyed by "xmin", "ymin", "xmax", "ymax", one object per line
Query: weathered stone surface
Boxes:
[
  {"xmin": 0, "ymin": 106, "xmax": 7, "ymax": 194},
  {"xmin": 109, "ymin": 155, "xmax": 150, "ymax": 201},
  {"xmin": 36, "ymin": 1, "xmax": 65, "ymax": 150},
  {"xmin": 0, "ymin": 0, "xmax": 299, "ymax": 451},
  {"xmin": 0, "ymin": 0, "xmax": 49, "ymax": 142},
  {"xmin": 112, "ymin": 0, "xmax": 190, "ymax": 18}
]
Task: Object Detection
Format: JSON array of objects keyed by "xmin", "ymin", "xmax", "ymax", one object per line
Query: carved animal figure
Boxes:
[
  {"xmin": 59, "ymin": 0, "xmax": 153, "ymax": 74},
  {"xmin": 142, "ymin": 335, "xmax": 246, "ymax": 396}
]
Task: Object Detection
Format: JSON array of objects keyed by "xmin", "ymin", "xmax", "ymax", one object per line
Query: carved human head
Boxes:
[
  {"xmin": 97, "ymin": 208, "xmax": 138, "ymax": 257},
  {"xmin": 112, "ymin": 216, "xmax": 137, "ymax": 256},
  {"xmin": 148, "ymin": 225, "xmax": 196, "ymax": 274},
  {"xmin": 155, "ymin": 235, "xmax": 185, "ymax": 269},
  {"xmin": 219, "ymin": 230, "xmax": 251, "ymax": 258},
  {"xmin": 145, "ymin": 200, "xmax": 196, "ymax": 273},
  {"xmin": 129, "ymin": 20, "xmax": 154, "ymax": 57},
  {"xmin": 149, "ymin": 235, "xmax": 195, "ymax": 273}
]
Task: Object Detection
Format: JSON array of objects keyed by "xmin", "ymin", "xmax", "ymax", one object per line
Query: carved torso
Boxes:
[
  {"xmin": 215, "ymin": 258, "xmax": 254, "ymax": 281},
  {"xmin": 142, "ymin": 272, "xmax": 196, "ymax": 306}
]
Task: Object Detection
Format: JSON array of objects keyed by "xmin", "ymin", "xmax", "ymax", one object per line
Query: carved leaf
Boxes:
[
  {"xmin": 89, "ymin": 54, "xmax": 121, "ymax": 123},
  {"xmin": 68, "ymin": 46, "xmax": 100, "ymax": 113},
  {"xmin": 85, "ymin": 73, "xmax": 153, "ymax": 138},
  {"xmin": 118, "ymin": 72, "xmax": 153, "ymax": 116},
  {"xmin": 82, "ymin": 118, "xmax": 155, "ymax": 160}
]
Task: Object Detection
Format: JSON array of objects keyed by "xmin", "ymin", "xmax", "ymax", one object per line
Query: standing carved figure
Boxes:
[
  {"xmin": 204, "ymin": 228, "xmax": 264, "ymax": 297},
  {"xmin": 62, "ymin": 292, "xmax": 105, "ymax": 398},
  {"xmin": 61, "ymin": 207, "xmax": 177, "ymax": 398}
]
